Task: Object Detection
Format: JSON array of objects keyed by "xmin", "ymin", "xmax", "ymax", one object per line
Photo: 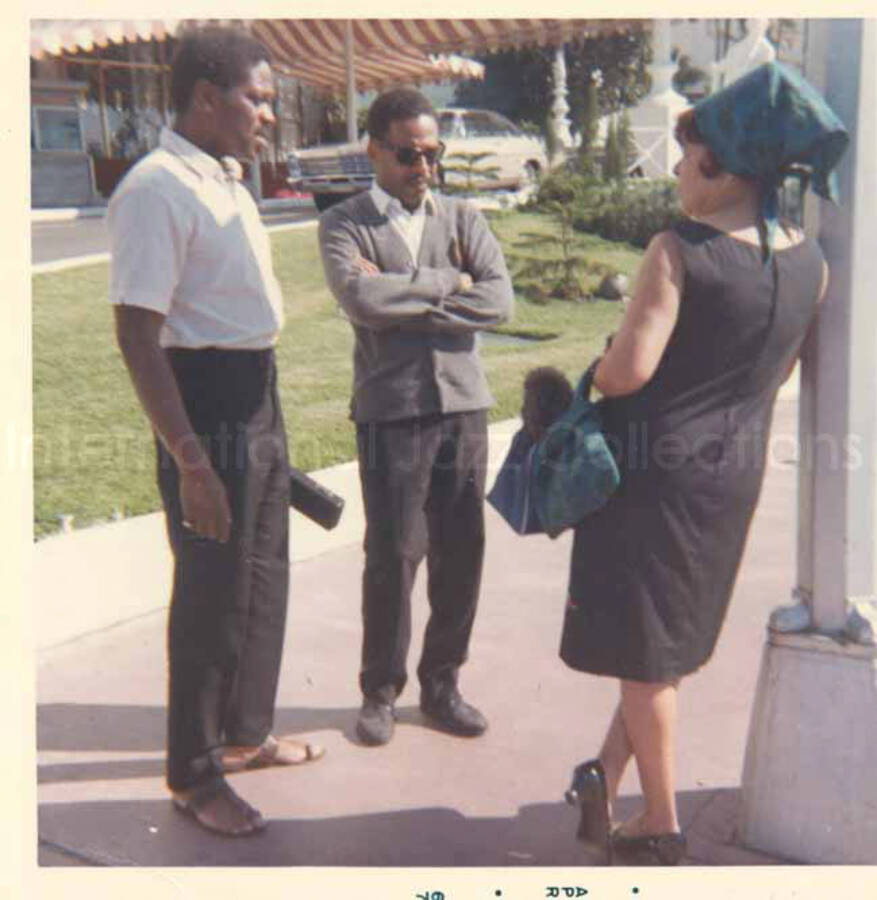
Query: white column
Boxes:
[
  {"xmin": 627, "ymin": 19, "xmax": 689, "ymax": 178},
  {"xmin": 739, "ymin": 18, "xmax": 877, "ymax": 864},
  {"xmin": 549, "ymin": 45, "xmax": 573, "ymax": 156},
  {"xmin": 345, "ymin": 20, "xmax": 358, "ymax": 144},
  {"xmin": 649, "ymin": 17, "xmax": 674, "ymax": 93}
]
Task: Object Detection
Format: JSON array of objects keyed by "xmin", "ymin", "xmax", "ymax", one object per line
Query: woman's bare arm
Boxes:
[{"xmin": 594, "ymin": 231, "xmax": 684, "ymax": 397}]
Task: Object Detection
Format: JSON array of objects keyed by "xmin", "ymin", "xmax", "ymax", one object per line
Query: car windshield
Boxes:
[{"xmin": 438, "ymin": 112, "xmax": 461, "ymax": 139}]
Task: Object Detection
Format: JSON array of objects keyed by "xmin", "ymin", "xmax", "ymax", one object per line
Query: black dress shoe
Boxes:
[
  {"xmin": 610, "ymin": 829, "xmax": 686, "ymax": 866},
  {"xmin": 420, "ymin": 691, "xmax": 487, "ymax": 737},
  {"xmin": 356, "ymin": 697, "xmax": 395, "ymax": 746},
  {"xmin": 565, "ymin": 758, "xmax": 612, "ymax": 864}
]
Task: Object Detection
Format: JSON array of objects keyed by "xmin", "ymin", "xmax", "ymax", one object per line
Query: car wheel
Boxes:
[
  {"xmin": 313, "ymin": 193, "xmax": 344, "ymax": 212},
  {"xmin": 522, "ymin": 161, "xmax": 541, "ymax": 188}
]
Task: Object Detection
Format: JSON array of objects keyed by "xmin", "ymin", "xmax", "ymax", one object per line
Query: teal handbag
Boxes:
[
  {"xmin": 531, "ymin": 362, "xmax": 620, "ymax": 538},
  {"xmin": 486, "ymin": 428, "xmax": 544, "ymax": 535}
]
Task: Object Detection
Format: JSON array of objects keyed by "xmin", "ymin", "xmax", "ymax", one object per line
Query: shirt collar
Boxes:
[
  {"xmin": 159, "ymin": 127, "xmax": 241, "ymax": 183},
  {"xmin": 370, "ymin": 182, "xmax": 435, "ymax": 216}
]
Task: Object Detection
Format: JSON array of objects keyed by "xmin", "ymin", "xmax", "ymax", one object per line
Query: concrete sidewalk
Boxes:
[{"xmin": 35, "ymin": 400, "xmax": 805, "ymax": 872}]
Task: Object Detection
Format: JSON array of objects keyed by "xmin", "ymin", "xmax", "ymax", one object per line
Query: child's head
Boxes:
[{"xmin": 522, "ymin": 366, "xmax": 574, "ymax": 441}]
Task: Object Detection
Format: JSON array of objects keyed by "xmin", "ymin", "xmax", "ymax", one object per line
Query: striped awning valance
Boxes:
[
  {"xmin": 29, "ymin": 18, "xmax": 485, "ymax": 92},
  {"xmin": 252, "ymin": 19, "xmax": 647, "ymax": 91},
  {"xmin": 254, "ymin": 18, "xmax": 646, "ymax": 59},
  {"xmin": 30, "ymin": 19, "xmax": 181, "ymax": 59},
  {"xmin": 252, "ymin": 20, "xmax": 489, "ymax": 93},
  {"xmin": 31, "ymin": 19, "xmax": 647, "ymax": 94}
]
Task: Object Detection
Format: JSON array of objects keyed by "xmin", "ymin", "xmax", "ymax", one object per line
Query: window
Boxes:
[
  {"xmin": 462, "ymin": 112, "xmax": 499, "ymax": 137},
  {"xmin": 438, "ymin": 112, "xmax": 461, "ymax": 139},
  {"xmin": 33, "ymin": 107, "xmax": 84, "ymax": 152},
  {"xmin": 487, "ymin": 112, "xmax": 521, "ymax": 137}
]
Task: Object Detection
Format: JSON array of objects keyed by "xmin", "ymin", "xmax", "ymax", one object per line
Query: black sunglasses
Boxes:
[{"xmin": 379, "ymin": 139, "xmax": 445, "ymax": 167}]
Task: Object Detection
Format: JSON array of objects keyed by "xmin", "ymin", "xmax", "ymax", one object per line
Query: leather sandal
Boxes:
[
  {"xmin": 221, "ymin": 734, "xmax": 326, "ymax": 773},
  {"xmin": 565, "ymin": 758, "xmax": 613, "ymax": 864},
  {"xmin": 610, "ymin": 828, "xmax": 686, "ymax": 866},
  {"xmin": 172, "ymin": 777, "xmax": 266, "ymax": 837}
]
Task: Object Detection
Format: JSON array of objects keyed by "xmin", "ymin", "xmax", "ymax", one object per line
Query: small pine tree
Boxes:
[
  {"xmin": 440, "ymin": 151, "xmax": 500, "ymax": 194},
  {"xmin": 509, "ymin": 193, "xmax": 584, "ymax": 301},
  {"xmin": 616, "ymin": 110, "xmax": 635, "ymax": 178}
]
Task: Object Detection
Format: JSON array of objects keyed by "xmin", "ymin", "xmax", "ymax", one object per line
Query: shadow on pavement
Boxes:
[
  {"xmin": 36, "ymin": 791, "xmax": 710, "ymax": 867},
  {"xmin": 37, "ymin": 701, "xmax": 788, "ymax": 867},
  {"xmin": 37, "ymin": 700, "xmax": 432, "ymax": 756},
  {"xmin": 38, "ymin": 783, "xmax": 780, "ymax": 868},
  {"xmin": 36, "ymin": 700, "xmax": 454, "ymax": 788}
]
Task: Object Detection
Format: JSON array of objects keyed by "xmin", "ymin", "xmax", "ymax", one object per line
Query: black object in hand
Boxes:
[{"xmin": 289, "ymin": 466, "xmax": 344, "ymax": 530}]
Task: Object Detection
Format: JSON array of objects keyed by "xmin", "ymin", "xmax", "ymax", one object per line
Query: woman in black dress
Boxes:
[{"xmin": 560, "ymin": 63, "xmax": 848, "ymax": 865}]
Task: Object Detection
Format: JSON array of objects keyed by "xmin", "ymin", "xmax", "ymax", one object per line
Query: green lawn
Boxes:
[{"xmin": 32, "ymin": 211, "xmax": 641, "ymax": 538}]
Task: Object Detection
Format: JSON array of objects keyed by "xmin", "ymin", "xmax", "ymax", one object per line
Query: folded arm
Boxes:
[
  {"xmin": 318, "ymin": 203, "xmax": 514, "ymax": 333},
  {"xmin": 426, "ymin": 205, "xmax": 514, "ymax": 332},
  {"xmin": 319, "ymin": 212, "xmax": 461, "ymax": 330}
]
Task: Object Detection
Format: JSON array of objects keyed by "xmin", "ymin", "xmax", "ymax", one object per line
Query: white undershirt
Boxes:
[{"xmin": 369, "ymin": 183, "xmax": 436, "ymax": 264}]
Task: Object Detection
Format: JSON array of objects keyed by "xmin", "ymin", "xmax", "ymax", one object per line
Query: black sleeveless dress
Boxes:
[{"xmin": 559, "ymin": 219, "xmax": 824, "ymax": 682}]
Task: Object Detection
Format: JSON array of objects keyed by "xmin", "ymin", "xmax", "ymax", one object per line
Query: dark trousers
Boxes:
[
  {"xmin": 356, "ymin": 410, "xmax": 488, "ymax": 704},
  {"xmin": 157, "ymin": 348, "xmax": 290, "ymax": 792}
]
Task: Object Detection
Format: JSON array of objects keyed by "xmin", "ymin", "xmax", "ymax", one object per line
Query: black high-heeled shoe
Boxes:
[
  {"xmin": 610, "ymin": 828, "xmax": 686, "ymax": 866},
  {"xmin": 564, "ymin": 758, "xmax": 612, "ymax": 864}
]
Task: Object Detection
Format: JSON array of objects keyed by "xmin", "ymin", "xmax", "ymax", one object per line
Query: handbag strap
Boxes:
[{"xmin": 577, "ymin": 357, "xmax": 602, "ymax": 400}]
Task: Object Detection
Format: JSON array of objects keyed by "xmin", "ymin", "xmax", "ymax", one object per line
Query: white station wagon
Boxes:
[{"xmin": 288, "ymin": 107, "xmax": 548, "ymax": 211}]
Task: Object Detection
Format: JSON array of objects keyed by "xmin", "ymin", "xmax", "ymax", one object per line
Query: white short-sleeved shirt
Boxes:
[{"xmin": 108, "ymin": 128, "xmax": 285, "ymax": 349}]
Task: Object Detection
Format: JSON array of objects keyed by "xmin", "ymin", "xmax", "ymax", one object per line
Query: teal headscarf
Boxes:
[{"xmin": 692, "ymin": 61, "xmax": 849, "ymax": 260}]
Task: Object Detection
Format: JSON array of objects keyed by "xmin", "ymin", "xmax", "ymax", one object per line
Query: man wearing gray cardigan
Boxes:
[{"xmin": 319, "ymin": 88, "xmax": 514, "ymax": 746}]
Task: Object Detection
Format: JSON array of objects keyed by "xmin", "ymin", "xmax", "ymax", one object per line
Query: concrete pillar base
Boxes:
[{"xmin": 739, "ymin": 631, "xmax": 877, "ymax": 863}]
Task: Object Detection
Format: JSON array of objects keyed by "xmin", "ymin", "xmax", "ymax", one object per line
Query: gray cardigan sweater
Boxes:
[{"xmin": 318, "ymin": 190, "xmax": 514, "ymax": 423}]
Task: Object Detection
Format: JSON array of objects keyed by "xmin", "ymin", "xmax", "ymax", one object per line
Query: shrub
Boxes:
[
  {"xmin": 572, "ymin": 179, "xmax": 683, "ymax": 248},
  {"xmin": 530, "ymin": 166, "xmax": 609, "ymax": 208},
  {"xmin": 530, "ymin": 172, "xmax": 682, "ymax": 249},
  {"xmin": 524, "ymin": 282, "xmax": 551, "ymax": 305},
  {"xmin": 554, "ymin": 279, "xmax": 586, "ymax": 302},
  {"xmin": 602, "ymin": 117, "xmax": 622, "ymax": 181}
]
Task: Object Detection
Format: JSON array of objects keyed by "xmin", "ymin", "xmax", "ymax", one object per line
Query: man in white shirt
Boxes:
[{"xmin": 110, "ymin": 25, "xmax": 322, "ymax": 838}]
